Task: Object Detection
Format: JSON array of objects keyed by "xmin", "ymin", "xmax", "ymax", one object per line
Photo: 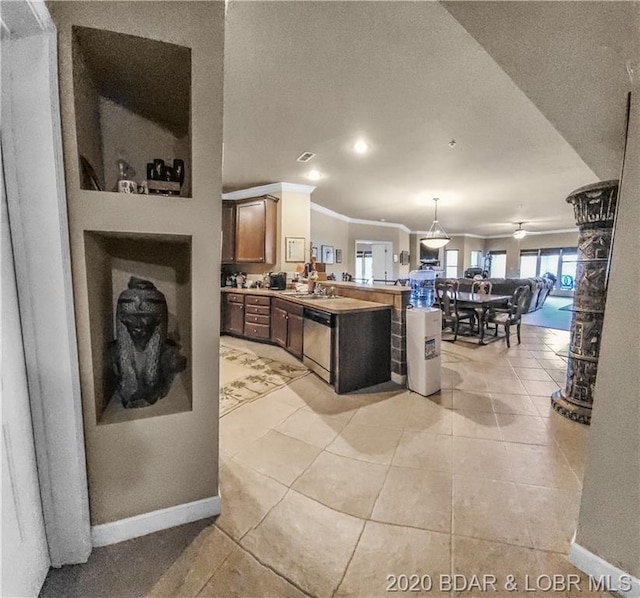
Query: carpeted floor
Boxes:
[
  {"xmin": 521, "ymin": 296, "xmax": 572, "ymax": 331},
  {"xmin": 219, "ymin": 343, "xmax": 309, "ymax": 417},
  {"xmin": 558, "ymin": 304, "xmax": 573, "ymax": 311}
]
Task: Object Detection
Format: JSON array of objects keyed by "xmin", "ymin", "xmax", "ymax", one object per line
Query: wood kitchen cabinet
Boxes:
[
  {"xmin": 221, "ymin": 201, "xmax": 236, "ymax": 263},
  {"xmin": 222, "ymin": 293, "xmax": 244, "ymax": 335},
  {"xmin": 244, "ymin": 295, "xmax": 271, "ymax": 340},
  {"xmin": 222, "ymin": 195, "xmax": 278, "ymax": 264},
  {"xmin": 272, "ymin": 298, "xmax": 303, "ymax": 359}
]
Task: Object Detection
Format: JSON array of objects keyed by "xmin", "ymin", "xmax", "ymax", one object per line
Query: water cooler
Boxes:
[{"xmin": 406, "ymin": 269, "xmax": 441, "ymax": 396}]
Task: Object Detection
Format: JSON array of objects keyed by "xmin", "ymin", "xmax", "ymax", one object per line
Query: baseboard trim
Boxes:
[
  {"xmin": 391, "ymin": 373, "xmax": 407, "ymax": 386},
  {"xmin": 569, "ymin": 538, "xmax": 640, "ymax": 597},
  {"xmin": 91, "ymin": 495, "xmax": 221, "ymax": 548}
]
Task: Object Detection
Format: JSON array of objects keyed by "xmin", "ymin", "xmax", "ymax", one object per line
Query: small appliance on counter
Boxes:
[{"xmin": 268, "ymin": 272, "xmax": 287, "ymax": 290}]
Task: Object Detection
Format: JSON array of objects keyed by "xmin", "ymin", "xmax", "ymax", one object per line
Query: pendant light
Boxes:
[
  {"xmin": 513, "ymin": 222, "xmax": 527, "ymax": 240},
  {"xmin": 421, "ymin": 197, "xmax": 451, "ymax": 248}
]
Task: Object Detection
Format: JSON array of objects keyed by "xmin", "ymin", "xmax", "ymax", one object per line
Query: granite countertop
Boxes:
[
  {"xmin": 316, "ymin": 281, "xmax": 410, "ymax": 295},
  {"xmin": 221, "ymin": 287, "xmax": 391, "ymax": 314}
]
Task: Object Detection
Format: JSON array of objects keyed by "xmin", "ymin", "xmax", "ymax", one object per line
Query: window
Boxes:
[
  {"xmin": 489, "ymin": 251, "xmax": 507, "ymax": 278},
  {"xmin": 519, "ymin": 251, "xmax": 538, "ymax": 278},
  {"xmin": 445, "ymin": 249, "xmax": 458, "ymax": 279},
  {"xmin": 470, "ymin": 250, "xmax": 482, "ymax": 268},
  {"xmin": 560, "ymin": 251, "xmax": 578, "ymax": 290}
]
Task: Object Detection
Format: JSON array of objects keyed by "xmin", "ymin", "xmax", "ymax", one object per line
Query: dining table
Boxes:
[{"xmin": 454, "ymin": 291, "xmax": 511, "ymax": 345}]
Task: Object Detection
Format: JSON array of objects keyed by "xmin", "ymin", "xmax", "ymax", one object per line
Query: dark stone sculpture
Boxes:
[
  {"xmin": 108, "ymin": 277, "xmax": 187, "ymax": 409},
  {"xmin": 551, "ymin": 180, "xmax": 618, "ymax": 425}
]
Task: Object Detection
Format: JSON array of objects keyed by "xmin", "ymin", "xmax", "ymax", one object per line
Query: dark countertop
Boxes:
[{"xmin": 221, "ymin": 287, "xmax": 391, "ymax": 315}]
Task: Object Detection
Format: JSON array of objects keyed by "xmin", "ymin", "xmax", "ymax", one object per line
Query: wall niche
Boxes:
[
  {"xmin": 84, "ymin": 231, "xmax": 192, "ymax": 424},
  {"xmin": 72, "ymin": 26, "xmax": 192, "ymax": 197}
]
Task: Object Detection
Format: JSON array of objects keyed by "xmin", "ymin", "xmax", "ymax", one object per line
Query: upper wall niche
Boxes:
[{"xmin": 72, "ymin": 26, "xmax": 192, "ymax": 196}]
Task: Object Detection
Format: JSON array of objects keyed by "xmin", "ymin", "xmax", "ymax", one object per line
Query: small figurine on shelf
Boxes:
[
  {"xmin": 116, "ymin": 159, "xmax": 137, "ymax": 193},
  {"xmin": 146, "ymin": 157, "xmax": 185, "ymax": 196}
]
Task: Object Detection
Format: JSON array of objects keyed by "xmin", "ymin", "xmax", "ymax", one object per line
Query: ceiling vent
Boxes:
[{"xmin": 296, "ymin": 151, "xmax": 316, "ymax": 163}]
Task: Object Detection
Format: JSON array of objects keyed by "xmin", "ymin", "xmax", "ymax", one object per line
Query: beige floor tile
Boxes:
[
  {"xmin": 293, "ymin": 451, "xmax": 388, "ymax": 518},
  {"xmin": 305, "ymin": 387, "xmax": 367, "ymax": 417},
  {"xmin": 219, "ymin": 419, "xmax": 270, "ymax": 458},
  {"xmin": 505, "ymin": 443, "xmax": 581, "ymax": 490},
  {"xmin": 530, "ymin": 394, "xmax": 555, "ymax": 418},
  {"xmin": 452, "ymin": 410, "xmax": 502, "ymax": 440},
  {"xmin": 559, "ymin": 444, "xmax": 587, "ymax": 482},
  {"xmin": 405, "ymin": 404, "xmax": 453, "ymax": 435},
  {"xmin": 516, "ymin": 484, "xmax": 581, "ymax": 553},
  {"xmin": 234, "ymin": 430, "xmax": 321, "ymax": 486},
  {"xmin": 393, "ymin": 430, "xmax": 453, "ymax": 472},
  {"xmin": 327, "ymin": 421, "xmax": 403, "ymax": 465},
  {"xmin": 198, "ymin": 546, "xmax": 307, "ymax": 598},
  {"xmin": 452, "ymin": 476, "xmax": 531, "ymax": 547},
  {"xmin": 547, "ymin": 368, "xmax": 567, "ymax": 384},
  {"xmin": 276, "ymin": 408, "xmax": 350, "ymax": 448},
  {"xmin": 544, "ymin": 412, "xmax": 590, "ymax": 450},
  {"xmin": 337, "ymin": 521, "xmax": 451, "ymax": 598},
  {"xmin": 537, "ymin": 358, "xmax": 569, "ymax": 370},
  {"xmin": 489, "ymin": 376, "xmax": 529, "ymax": 395},
  {"xmin": 216, "ymin": 458, "xmax": 288, "ymax": 540},
  {"xmin": 513, "ymin": 367, "xmax": 553, "ymax": 381},
  {"xmin": 372, "ymin": 466, "xmax": 452, "ymax": 533},
  {"xmin": 529, "ymin": 350, "xmax": 559, "ymax": 359},
  {"xmin": 148, "ymin": 526, "xmax": 235, "ymax": 598},
  {"xmin": 409, "ymin": 388, "xmax": 453, "ymax": 409},
  {"xmin": 452, "ymin": 536, "xmax": 545, "ymax": 596},
  {"xmin": 490, "ymin": 393, "xmax": 538, "ymax": 416},
  {"xmin": 507, "ymin": 357, "xmax": 541, "ymax": 368},
  {"xmin": 238, "ymin": 396, "xmax": 301, "ymax": 429},
  {"xmin": 350, "ymin": 393, "xmax": 413, "ymax": 429},
  {"xmin": 452, "ymin": 390, "xmax": 493, "ymax": 412},
  {"xmin": 452, "ymin": 437, "xmax": 512, "ymax": 481},
  {"xmin": 496, "ymin": 413, "xmax": 554, "ymax": 445},
  {"xmin": 241, "ymin": 490, "xmax": 364, "ymax": 598},
  {"xmin": 269, "ymin": 384, "xmax": 316, "ymax": 409}
]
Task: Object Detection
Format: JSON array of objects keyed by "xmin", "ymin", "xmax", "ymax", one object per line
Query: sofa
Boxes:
[{"xmin": 451, "ymin": 276, "xmax": 554, "ymax": 313}]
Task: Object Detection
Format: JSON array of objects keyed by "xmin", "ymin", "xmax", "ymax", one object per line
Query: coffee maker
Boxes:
[{"xmin": 268, "ymin": 272, "xmax": 287, "ymax": 290}]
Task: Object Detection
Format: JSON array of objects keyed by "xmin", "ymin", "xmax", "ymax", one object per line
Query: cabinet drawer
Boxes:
[
  {"xmin": 273, "ymin": 297, "xmax": 304, "ymax": 317},
  {"xmin": 244, "ymin": 323, "xmax": 270, "ymax": 340},
  {"xmin": 227, "ymin": 293, "xmax": 245, "ymax": 304},
  {"xmin": 244, "ymin": 314, "xmax": 270, "ymax": 326},
  {"xmin": 245, "ymin": 305, "xmax": 270, "ymax": 316},
  {"xmin": 245, "ymin": 295, "xmax": 271, "ymax": 306}
]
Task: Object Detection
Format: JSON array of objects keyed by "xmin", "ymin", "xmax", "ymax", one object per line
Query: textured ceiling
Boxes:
[{"xmin": 222, "ymin": 1, "xmax": 636, "ymax": 236}]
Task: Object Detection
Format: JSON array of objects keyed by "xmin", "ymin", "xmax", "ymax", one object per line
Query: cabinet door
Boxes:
[
  {"xmin": 225, "ymin": 301, "xmax": 244, "ymax": 335},
  {"xmin": 235, "ymin": 200, "xmax": 266, "ymax": 262},
  {"xmin": 271, "ymin": 306, "xmax": 288, "ymax": 348},
  {"xmin": 287, "ymin": 313, "xmax": 304, "ymax": 359},
  {"xmin": 221, "ymin": 202, "xmax": 235, "ymax": 263}
]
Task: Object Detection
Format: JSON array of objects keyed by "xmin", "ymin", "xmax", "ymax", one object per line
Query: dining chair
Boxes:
[
  {"xmin": 436, "ymin": 281, "xmax": 475, "ymax": 342},
  {"xmin": 468, "ymin": 280, "xmax": 493, "ymax": 332},
  {"xmin": 486, "ymin": 285, "xmax": 530, "ymax": 348}
]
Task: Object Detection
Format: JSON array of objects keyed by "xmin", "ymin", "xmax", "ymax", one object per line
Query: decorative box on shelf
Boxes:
[{"xmin": 147, "ymin": 180, "xmax": 181, "ymax": 196}]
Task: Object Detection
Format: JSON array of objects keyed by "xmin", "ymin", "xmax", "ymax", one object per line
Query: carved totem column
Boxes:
[{"xmin": 551, "ymin": 180, "xmax": 618, "ymax": 424}]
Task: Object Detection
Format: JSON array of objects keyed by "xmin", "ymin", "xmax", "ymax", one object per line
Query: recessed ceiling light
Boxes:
[
  {"xmin": 307, "ymin": 169, "xmax": 322, "ymax": 181},
  {"xmin": 448, "ymin": 140, "xmax": 457, "ymax": 148},
  {"xmin": 354, "ymin": 139, "xmax": 369, "ymax": 154},
  {"xmin": 380, "ymin": 218, "xmax": 386, "ymax": 222}
]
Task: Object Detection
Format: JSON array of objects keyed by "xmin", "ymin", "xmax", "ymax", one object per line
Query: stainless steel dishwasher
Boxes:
[{"xmin": 302, "ymin": 307, "xmax": 334, "ymax": 383}]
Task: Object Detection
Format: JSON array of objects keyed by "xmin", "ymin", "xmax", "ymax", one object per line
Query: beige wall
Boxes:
[
  {"xmin": 573, "ymin": 92, "xmax": 640, "ymax": 579},
  {"xmin": 310, "ymin": 208, "xmax": 350, "ymax": 278},
  {"xmin": 278, "ymin": 189, "xmax": 311, "ymax": 275},
  {"xmin": 50, "ymin": 1, "xmax": 224, "ymax": 525},
  {"xmin": 484, "ymin": 231, "xmax": 578, "ymax": 278},
  {"xmin": 348, "ymin": 222, "xmax": 410, "ymax": 280},
  {"xmin": 100, "ymin": 98, "xmax": 191, "ymax": 195}
]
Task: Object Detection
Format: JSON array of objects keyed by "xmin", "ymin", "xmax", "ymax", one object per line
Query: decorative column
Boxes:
[{"xmin": 551, "ymin": 180, "xmax": 618, "ymax": 424}]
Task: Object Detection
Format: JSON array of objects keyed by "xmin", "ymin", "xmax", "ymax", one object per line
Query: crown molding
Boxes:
[
  {"xmin": 311, "ymin": 202, "xmax": 411, "ymax": 232},
  {"xmin": 222, "ymin": 182, "xmax": 316, "ymax": 200}
]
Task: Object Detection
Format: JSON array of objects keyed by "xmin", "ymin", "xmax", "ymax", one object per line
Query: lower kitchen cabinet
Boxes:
[
  {"xmin": 222, "ymin": 293, "xmax": 244, "ymax": 335},
  {"xmin": 272, "ymin": 298, "xmax": 303, "ymax": 359}
]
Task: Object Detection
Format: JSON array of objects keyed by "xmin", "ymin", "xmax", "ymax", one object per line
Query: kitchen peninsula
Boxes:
[{"xmin": 221, "ymin": 288, "xmax": 391, "ymax": 393}]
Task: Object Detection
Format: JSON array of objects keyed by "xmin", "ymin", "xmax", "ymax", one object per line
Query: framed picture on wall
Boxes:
[
  {"xmin": 285, "ymin": 237, "xmax": 306, "ymax": 262},
  {"xmin": 311, "ymin": 246, "xmax": 318, "ymax": 260},
  {"xmin": 321, "ymin": 245, "xmax": 334, "ymax": 264},
  {"xmin": 335, "ymin": 249, "xmax": 342, "ymax": 263}
]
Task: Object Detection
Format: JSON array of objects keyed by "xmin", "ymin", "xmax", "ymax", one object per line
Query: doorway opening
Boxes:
[{"xmin": 355, "ymin": 241, "xmax": 394, "ymax": 284}]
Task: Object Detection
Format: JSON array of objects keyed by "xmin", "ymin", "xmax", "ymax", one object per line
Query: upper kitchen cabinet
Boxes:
[
  {"xmin": 224, "ymin": 195, "xmax": 279, "ymax": 264},
  {"xmin": 72, "ymin": 26, "xmax": 192, "ymax": 197}
]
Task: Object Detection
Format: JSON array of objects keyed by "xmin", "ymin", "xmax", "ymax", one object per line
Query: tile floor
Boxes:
[{"xmin": 42, "ymin": 325, "xmax": 610, "ymax": 597}]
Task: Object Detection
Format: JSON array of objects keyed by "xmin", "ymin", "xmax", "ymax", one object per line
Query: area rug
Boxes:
[
  {"xmin": 558, "ymin": 304, "xmax": 574, "ymax": 311},
  {"xmin": 219, "ymin": 344, "xmax": 309, "ymax": 417}
]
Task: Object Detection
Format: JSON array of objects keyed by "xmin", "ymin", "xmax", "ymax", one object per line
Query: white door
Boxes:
[
  {"xmin": 371, "ymin": 243, "xmax": 394, "ymax": 282},
  {"xmin": 1, "ymin": 158, "xmax": 50, "ymax": 597}
]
